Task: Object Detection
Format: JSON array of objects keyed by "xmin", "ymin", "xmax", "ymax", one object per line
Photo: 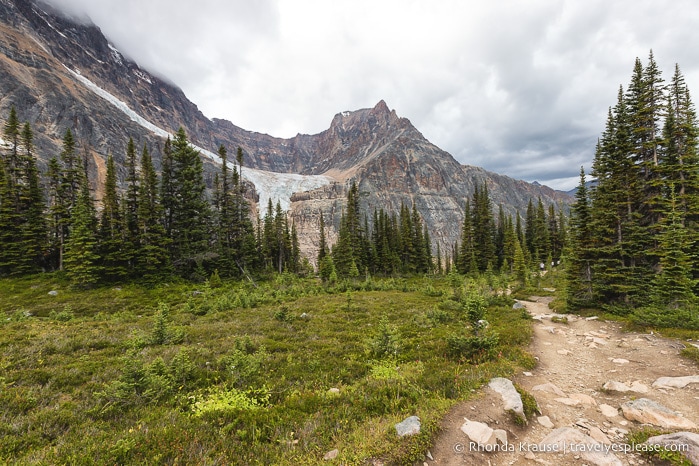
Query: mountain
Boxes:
[{"xmin": 0, "ymin": 0, "xmax": 571, "ymax": 259}]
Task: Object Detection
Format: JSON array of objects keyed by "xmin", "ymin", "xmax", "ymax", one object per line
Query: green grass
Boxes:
[
  {"xmin": 626, "ymin": 427, "xmax": 694, "ymax": 466},
  {"xmin": 0, "ymin": 273, "xmax": 535, "ymax": 465}
]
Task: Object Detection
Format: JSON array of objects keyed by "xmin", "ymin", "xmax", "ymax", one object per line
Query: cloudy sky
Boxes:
[{"xmin": 44, "ymin": 0, "xmax": 699, "ymax": 190}]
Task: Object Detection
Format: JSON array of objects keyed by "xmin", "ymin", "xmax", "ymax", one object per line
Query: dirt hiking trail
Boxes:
[{"xmin": 427, "ymin": 297, "xmax": 699, "ymax": 466}]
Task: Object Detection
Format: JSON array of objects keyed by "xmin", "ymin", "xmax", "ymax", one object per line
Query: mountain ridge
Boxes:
[{"xmin": 0, "ymin": 0, "xmax": 571, "ymax": 259}]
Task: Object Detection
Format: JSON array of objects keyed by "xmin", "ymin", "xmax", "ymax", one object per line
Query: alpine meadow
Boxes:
[{"xmin": 2, "ymin": 0, "xmax": 699, "ymax": 464}]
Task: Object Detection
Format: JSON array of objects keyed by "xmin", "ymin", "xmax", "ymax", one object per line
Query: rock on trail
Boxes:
[{"xmin": 426, "ymin": 296, "xmax": 699, "ymax": 465}]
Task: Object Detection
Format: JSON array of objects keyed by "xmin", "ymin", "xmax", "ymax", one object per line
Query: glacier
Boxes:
[{"xmin": 64, "ymin": 67, "xmax": 331, "ymax": 211}]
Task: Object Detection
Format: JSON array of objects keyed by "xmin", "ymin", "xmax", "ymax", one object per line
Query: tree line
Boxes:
[
  {"xmin": 0, "ymin": 115, "xmax": 304, "ymax": 285},
  {"xmin": 2, "ymin": 106, "xmax": 569, "ymax": 287},
  {"xmin": 567, "ymin": 52, "xmax": 699, "ymax": 321}
]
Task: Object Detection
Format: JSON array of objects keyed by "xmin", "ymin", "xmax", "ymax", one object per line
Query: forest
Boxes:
[
  {"xmin": 0, "ymin": 110, "xmax": 566, "ymax": 287},
  {"xmin": 567, "ymin": 52, "xmax": 699, "ymax": 329}
]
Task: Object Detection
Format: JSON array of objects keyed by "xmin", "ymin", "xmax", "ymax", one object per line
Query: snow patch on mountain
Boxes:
[{"xmin": 64, "ymin": 66, "xmax": 331, "ymax": 211}]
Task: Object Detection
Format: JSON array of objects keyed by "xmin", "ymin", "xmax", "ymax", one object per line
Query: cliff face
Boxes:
[{"xmin": 0, "ymin": 0, "xmax": 571, "ymax": 261}]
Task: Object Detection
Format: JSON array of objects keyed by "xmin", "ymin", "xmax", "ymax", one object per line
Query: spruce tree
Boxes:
[
  {"xmin": 64, "ymin": 166, "xmax": 100, "ymax": 287},
  {"xmin": 137, "ymin": 144, "xmax": 170, "ymax": 279},
  {"xmin": 167, "ymin": 128, "xmax": 211, "ymax": 275},
  {"xmin": 97, "ymin": 153, "xmax": 128, "ymax": 281}
]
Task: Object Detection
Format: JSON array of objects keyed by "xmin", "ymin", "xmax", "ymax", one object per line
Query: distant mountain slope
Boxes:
[{"xmin": 0, "ymin": 0, "xmax": 571, "ymax": 258}]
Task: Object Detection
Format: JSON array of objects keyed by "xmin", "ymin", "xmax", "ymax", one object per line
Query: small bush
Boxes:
[
  {"xmin": 631, "ymin": 306, "xmax": 699, "ymax": 329},
  {"xmin": 680, "ymin": 345, "xmax": 699, "ymax": 366},
  {"xmin": 367, "ymin": 315, "xmax": 401, "ymax": 359},
  {"xmin": 273, "ymin": 305, "xmax": 292, "ymax": 322},
  {"xmin": 426, "ymin": 308, "xmax": 451, "ymax": 324},
  {"xmin": 50, "ymin": 305, "xmax": 74, "ymax": 322},
  {"xmin": 551, "ymin": 316, "xmax": 568, "ymax": 324},
  {"xmin": 513, "ymin": 383, "xmax": 541, "ymax": 425},
  {"xmin": 446, "ymin": 332, "xmax": 499, "ymax": 363},
  {"xmin": 191, "ymin": 386, "xmax": 269, "ymax": 417},
  {"xmin": 149, "ymin": 303, "xmax": 184, "ymax": 345}
]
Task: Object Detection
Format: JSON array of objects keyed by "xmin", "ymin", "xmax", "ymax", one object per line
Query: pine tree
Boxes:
[
  {"xmin": 19, "ymin": 122, "xmax": 47, "ymax": 272},
  {"xmin": 123, "ymin": 137, "xmax": 140, "ymax": 271},
  {"xmin": 136, "ymin": 144, "xmax": 170, "ymax": 279},
  {"xmin": 97, "ymin": 153, "xmax": 128, "ymax": 281},
  {"xmin": 317, "ymin": 210, "xmax": 328, "ymax": 266},
  {"xmin": 167, "ymin": 128, "xmax": 211, "ymax": 275},
  {"xmin": 651, "ymin": 190, "xmax": 697, "ymax": 309},
  {"xmin": 64, "ymin": 166, "xmax": 100, "ymax": 287},
  {"xmin": 566, "ymin": 168, "xmax": 594, "ymax": 307}
]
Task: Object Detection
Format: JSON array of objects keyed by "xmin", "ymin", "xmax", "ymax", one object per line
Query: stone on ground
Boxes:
[
  {"xmin": 645, "ymin": 432, "xmax": 699, "ymax": 465},
  {"xmin": 324, "ymin": 449, "xmax": 339, "ymax": 460},
  {"xmin": 602, "ymin": 380, "xmax": 649, "ymax": 394},
  {"xmin": 537, "ymin": 416, "xmax": 554, "ymax": 428},
  {"xmin": 621, "ymin": 398, "xmax": 697, "ymax": 430},
  {"xmin": 532, "ymin": 382, "xmax": 566, "ymax": 397},
  {"xmin": 395, "ymin": 416, "xmax": 421, "ymax": 437},
  {"xmin": 489, "ymin": 377, "xmax": 525, "ymax": 420},
  {"xmin": 599, "ymin": 404, "xmax": 619, "ymax": 418},
  {"xmin": 652, "ymin": 375, "xmax": 699, "ymax": 389},
  {"xmin": 538, "ymin": 427, "xmax": 622, "ymax": 466},
  {"xmin": 460, "ymin": 419, "xmax": 495, "ymax": 446}
]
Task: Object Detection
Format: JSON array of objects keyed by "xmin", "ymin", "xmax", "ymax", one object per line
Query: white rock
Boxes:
[
  {"xmin": 539, "ymin": 427, "xmax": 622, "ymax": 466},
  {"xmin": 493, "ymin": 429, "xmax": 508, "ymax": 445},
  {"xmin": 554, "ymin": 397, "xmax": 581, "ymax": 406},
  {"xmin": 395, "ymin": 416, "xmax": 421, "ymax": 437},
  {"xmin": 570, "ymin": 393, "xmax": 597, "ymax": 406},
  {"xmin": 537, "ymin": 416, "xmax": 554, "ymax": 428},
  {"xmin": 461, "ymin": 419, "xmax": 495, "ymax": 446},
  {"xmin": 532, "ymin": 382, "xmax": 566, "ymax": 397},
  {"xmin": 557, "ymin": 349, "xmax": 572, "ymax": 355},
  {"xmin": 589, "ymin": 426, "xmax": 612, "ymax": 444},
  {"xmin": 652, "ymin": 375, "xmax": 699, "ymax": 389},
  {"xmin": 489, "ymin": 377, "xmax": 525, "ymax": 420},
  {"xmin": 621, "ymin": 398, "xmax": 698, "ymax": 430},
  {"xmin": 611, "ymin": 358, "xmax": 629, "ymax": 364},
  {"xmin": 599, "ymin": 404, "xmax": 619, "ymax": 418},
  {"xmin": 324, "ymin": 449, "xmax": 339, "ymax": 460},
  {"xmin": 586, "ymin": 316, "xmax": 599, "ymax": 321},
  {"xmin": 603, "ymin": 380, "xmax": 648, "ymax": 394}
]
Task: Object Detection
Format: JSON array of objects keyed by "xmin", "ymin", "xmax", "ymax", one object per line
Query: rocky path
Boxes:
[{"xmin": 427, "ymin": 297, "xmax": 699, "ymax": 465}]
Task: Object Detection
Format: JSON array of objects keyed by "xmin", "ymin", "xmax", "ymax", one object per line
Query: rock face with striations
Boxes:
[{"xmin": 0, "ymin": 0, "xmax": 571, "ymax": 260}]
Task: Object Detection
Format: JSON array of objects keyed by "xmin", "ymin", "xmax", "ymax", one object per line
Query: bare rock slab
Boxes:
[
  {"xmin": 538, "ymin": 427, "xmax": 622, "ymax": 466},
  {"xmin": 645, "ymin": 432, "xmax": 699, "ymax": 465},
  {"xmin": 461, "ymin": 419, "xmax": 495, "ymax": 446},
  {"xmin": 602, "ymin": 380, "xmax": 649, "ymax": 394},
  {"xmin": 489, "ymin": 377, "xmax": 525, "ymax": 420},
  {"xmin": 599, "ymin": 404, "xmax": 619, "ymax": 418},
  {"xmin": 395, "ymin": 416, "xmax": 421, "ymax": 437},
  {"xmin": 532, "ymin": 382, "xmax": 566, "ymax": 397},
  {"xmin": 537, "ymin": 416, "xmax": 555, "ymax": 428},
  {"xmin": 652, "ymin": 375, "xmax": 699, "ymax": 389},
  {"xmin": 621, "ymin": 398, "xmax": 697, "ymax": 430}
]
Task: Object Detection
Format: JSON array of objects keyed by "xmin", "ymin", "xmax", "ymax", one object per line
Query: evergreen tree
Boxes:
[
  {"xmin": 64, "ymin": 166, "xmax": 100, "ymax": 287},
  {"xmin": 136, "ymin": 144, "xmax": 170, "ymax": 279},
  {"xmin": 317, "ymin": 210, "xmax": 328, "ymax": 266},
  {"xmin": 566, "ymin": 168, "xmax": 594, "ymax": 307},
  {"xmin": 123, "ymin": 137, "xmax": 140, "ymax": 270},
  {"xmin": 97, "ymin": 153, "xmax": 128, "ymax": 280},
  {"xmin": 167, "ymin": 128, "xmax": 211, "ymax": 275},
  {"xmin": 651, "ymin": 190, "xmax": 697, "ymax": 308}
]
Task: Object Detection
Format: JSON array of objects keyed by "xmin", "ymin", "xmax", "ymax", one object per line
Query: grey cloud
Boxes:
[{"xmin": 38, "ymin": 0, "xmax": 699, "ymax": 191}]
